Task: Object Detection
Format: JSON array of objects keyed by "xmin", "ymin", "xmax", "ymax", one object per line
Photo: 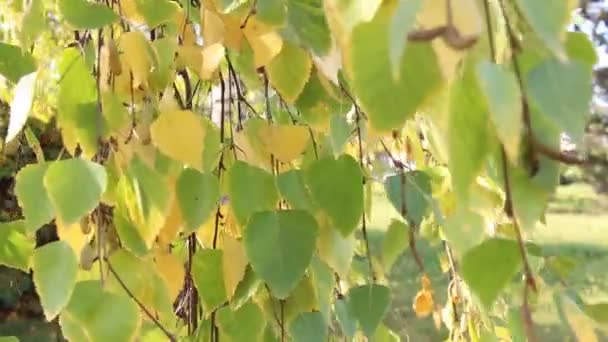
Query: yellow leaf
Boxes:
[
  {"xmin": 233, "ymin": 122, "xmax": 272, "ymax": 170},
  {"xmin": 562, "ymin": 296, "xmax": 599, "ymax": 342},
  {"xmin": 258, "ymin": 123, "xmax": 309, "ymax": 162},
  {"xmin": 243, "ymin": 18, "xmax": 283, "ymax": 68},
  {"xmin": 154, "ymin": 251, "xmax": 185, "ymax": 301},
  {"xmin": 413, "ymin": 288, "xmax": 434, "ymax": 318},
  {"xmin": 418, "ymin": 0, "xmax": 483, "ymax": 81},
  {"xmin": 221, "ymin": 234, "xmax": 248, "ymax": 299},
  {"xmin": 159, "ymin": 87, "xmax": 181, "ymax": 113},
  {"xmin": 201, "ymin": 8, "xmax": 225, "ymax": 45},
  {"xmin": 150, "ymin": 110, "xmax": 206, "ymax": 170},
  {"xmin": 176, "ymin": 45, "xmax": 203, "ymax": 73},
  {"xmin": 118, "ymin": 0, "xmax": 145, "ymax": 23},
  {"xmin": 158, "ymin": 192, "xmax": 183, "ymax": 247},
  {"xmin": 201, "ymin": 43, "xmax": 225, "ymax": 80},
  {"xmin": 223, "ymin": 14, "xmax": 245, "ymax": 51},
  {"xmin": 107, "ymin": 37, "xmax": 122, "ymax": 76},
  {"xmin": 56, "ymin": 217, "xmax": 93, "ymax": 258},
  {"xmin": 118, "ymin": 31, "xmax": 155, "ymax": 90}
]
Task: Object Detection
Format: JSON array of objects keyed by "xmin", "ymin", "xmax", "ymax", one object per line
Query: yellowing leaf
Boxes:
[
  {"xmin": 243, "ymin": 18, "xmax": 283, "ymax": 67},
  {"xmin": 56, "ymin": 218, "xmax": 93, "ymax": 258},
  {"xmin": 201, "ymin": 43, "xmax": 225, "ymax": 79},
  {"xmin": 418, "ymin": 0, "xmax": 483, "ymax": 81},
  {"xmin": 221, "ymin": 235, "xmax": 248, "ymax": 299},
  {"xmin": 118, "ymin": 31, "xmax": 154, "ymax": 90},
  {"xmin": 258, "ymin": 124, "xmax": 309, "ymax": 162},
  {"xmin": 267, "ymin": 42, "xmax": 312, "ymax": 103},
  {"xmin": 323, "ymin": 0, "xmax": 382, "ymax": 52},
  {"xmin": 157, "ymin": 182, "xmax": 183, "ymax": 247},
  {"xmin": 176, "ymin": 45, "xmax": 203, "ymax": 72},
  {"xmin": 154, "ymin": 251, "xmax": 185, "ymax": 301},
  {"xmin": 150, "ymin": 110, "xmax": 206, "ymax": 170},
  {"xmin": 413, "ymin": 288, "xmax": 434, "ymax": 318}
]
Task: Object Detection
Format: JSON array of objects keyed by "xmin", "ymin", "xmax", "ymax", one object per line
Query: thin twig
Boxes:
[
  {"xmin": 522, "ymin": 281, "xmax": 538, "ymax": 342},
  {"xmin": 483, "ymin": 2, "xmax": 539, "ymax": 340},
  {"xmin": 106, "ymin": 258, "xmax": 177, "ymax": 341},
  {"xmin": 496, "ymin": 0, "xmax": 540, "ymax": 174},
  {"xmin": 488, "ymin": 0, "xmax": 537, "ymax": 292},
  {"xmin": 350, "ymin": 90, "xmax": 376, "ymax": 283}
]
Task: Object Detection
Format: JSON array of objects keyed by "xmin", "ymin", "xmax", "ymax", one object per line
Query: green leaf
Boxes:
[
  {"xmin": 244, "ymin": 210, "xmax": 319, "ymax": 299},
  {"xmin": 0, "ymin": 221, "xmax": 34, "ymax": 271},
  {"xmin": 373, "ymin": 324, "xmax": 400, "ymax": 342},
  {"xmin": 310, "ymin": 258, "xmax": 333, "ymax": 323},
  {"xmin": 285, "ymin": 0, "xmax": 332, "ymax": 56},
  {"xmin": 461, "ymin": 239, "xmax": 522, "ymax": 308},
  {"xmin": 192, "ymin": 249, "xmax": 228, "ymax": 312},
  {"xmin": 388, "ymin": 0, "xmax": 422, "ymax": 79},
  {"xmin": 176, "ymin": 168, "xmax": 220, "ymax": 233},
  {"xmin": 57, "ymin": 48, "xmax": 98, "ymax": 156},
  {"xmin": 507, "ymin": 307, "xmax": 526, "ymax": 342},
  {"xmin": 526, "ymin": 59, "xmax": 592, "ymax": 144},
  {"xmin": 15, "ymin": 162, "xmax": 54, "ymax": 233},
  {"xmin": 448, "ymin": 58, "xmax": 491, "ymax": 200},
  {"xmin": 6, "ymin": 71, "xmax": 37, "ymax": 142},
  {"xmin": 135, "ymin": 0, "xmax": 178, "ymax": 27},
  {"xmin": 584, "ymin": 303, "xmax": 608, "ymax": 324},
  {"xmin": 295, "ymin": 71, "xmax": 344, "ymax": 129},
  {"xmin": 509, "ymin": 166, "xmax": 549, "ymax": 231},
  {"xmin": 231, "ymin": 266, "xmax": 262, "ymax": 310},
  {"xmin": 32, "ymin": 241, "xmax": 78, "ymax": 320},
  {"xmin": 227, "ymin": 161, "xmax": 278, "ymax": 226},
  {"xmin": 257, "ymin": 0, "xmax": 287, "ymax": 26},
  {"xmin": 150, "ymin": 38, "xmax": 178, "ymax": 92},
  {"xmin": 382, "ymin": 219, "xmax": 408, "ymax": 272},
  {"xmin": 350, "ymin": 2, "xmax": 442, "ymax": 132},
  {"xmin": 316, "ymin": 220, "xmax": 355, "ymax": 278},
  {"xmin": 217, "ymin": 301, "xmax": 266, "ymax": 342},
  {"xmin": 267, "ymin": 42, "xmax": 312, "ymax": 103},
  {"xmin": 113, "ymin": 207, "xmax": 149, "ymax": 257},
  {"xmin": 476, "ymin": 61, "xmax": 522, "ymax": 162},
  {"xmin": 277, "ymin": 170, "xmax": 315, "ymax": 211},
  {"xmin": 107, "ymin": 250, "xmax": 173, "ymax": 319},
  {"xmin": 121, "ymin": 156, "xmax": 171, "ymax": 247},
  {"xmin": 60, "ymin": 281, "xmax": 141, "ymax": 342},
  {"xmin": 384, "ymin": 171, "xmax": 432, "ymax": 227},
  {"xmin": 329, "ymin": 114, "xmax": 352, "ymax": 155},
  {"xmin": 0, "ymin": 42, "xmax": 37, "ymax": 83},
  {"xmin": 43, "ymin": 158, "xmax": 107, "ymax": 225},
  {"xmin": 0, "ymin": 337, "xmax": 19, "ymax": 342},
  {"xmin": 20, "ymin": 0, "xmax": 46, "ymax": 49},
  {"xmin": 565, "ymin": 32, "xmax": 597, "ymax": 68},
  {"xmin": 442, "ymin": 208, "xmax": 486, "ymax": 255},
  {"xmin": 347, "ymin": 284, "xmax": 390, "ymax": 338},
  {"xmin": 289, "ymin": 311, "xmax": 327, "ymax": 342},
  {"xmin": 59, "ymin": 0, "xmax": 119, "ymax": 29},
  {"xmin": 516, "ymin": 0, "xmax": 568, "ymax": 58},
  {"xmin": 305, "ymin": 155, "xmax": 363, "ymax": 236},
  {"xmin": 335, "ymin": 298, "xmax": 356, "ymax": 339}
]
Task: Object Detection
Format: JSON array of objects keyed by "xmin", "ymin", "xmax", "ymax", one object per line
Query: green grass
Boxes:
[{"xmin": 366, "ymin": 182, "xmax": 608, "ymax": 341}]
